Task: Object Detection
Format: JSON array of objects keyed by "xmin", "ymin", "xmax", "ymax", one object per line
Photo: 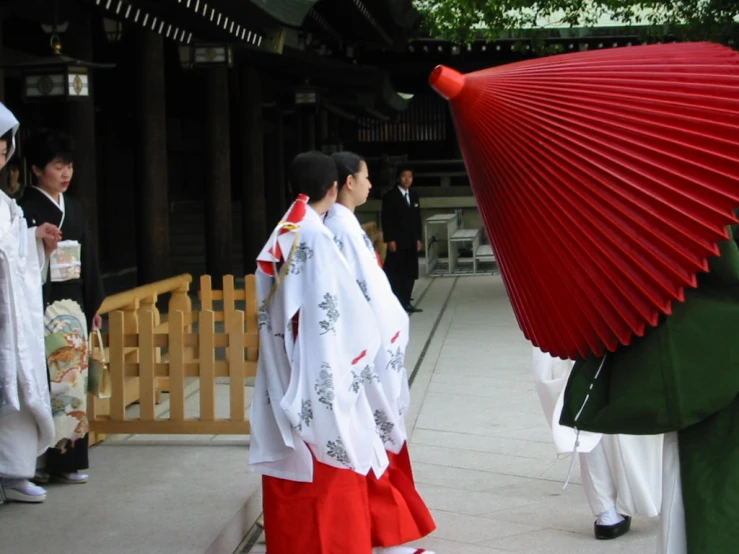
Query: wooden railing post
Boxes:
[
  {"xmin": 228, "ymin": 310, "xmax": 246, "ymax": 422},
  {"xmin": 88, "ymin": 299, "xmax": 140, "ymax": 445},
  {"xmin": 168, "ymin": 310, "xmax": 186, "ymax": 423},
  {"xmin": 169, "ymin": 282, "xmax": 192, "ymax": 320},
  {"xmin": 139, "ymin": 293, "xmax": 160, "ymax": 326},
  {"xmin": 200, "ymin": 275, "xmax": 213, "ymax": 311},
  {"xmin": 140, "ymin": 293, "xmax": 166, "ymax": 398},
  {"xmin": 245, "ymin": 274, "xmax": 258, "ymax": 370},
  {"xmin": 199, "ymin": 310, "xmax": 216, "ymax": 422},
  {"xmin": 170, "ymin": 279, "xmax": 196, "ymax": 363},
  {"xmin": 139, "ymin": 310, "xmax": 156, "ymax": 422},
  {"xmin": 108, "ymin": 310, "xmax": 126, "ymax": 424}
]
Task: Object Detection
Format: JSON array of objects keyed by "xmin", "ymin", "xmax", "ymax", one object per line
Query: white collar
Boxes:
[
  {"xmin": 331, "ymin": 202, "xmax": 355, "ymax": 218},
  {"xmin": 305, "ymin": 205, "xmax": 324, "ymax": 223},
  {"xmin": 398, "ymin": 186, "xmax": 409, "ymax": 195},
  {"xmin": 0, "ymin": 189, "xmax": 20, "ymax": 218}
]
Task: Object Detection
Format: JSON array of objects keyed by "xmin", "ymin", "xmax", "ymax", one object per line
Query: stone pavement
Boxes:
[{"xmin": 251, "ymin": 273, "xmax": 659, "ymax": 553}]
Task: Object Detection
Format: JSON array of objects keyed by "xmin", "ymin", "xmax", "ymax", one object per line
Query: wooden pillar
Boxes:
[
  {"xmin": 329, "ymin": 111, "xmax": 340, "ymax": 140},
  {"xmin": 284, "ymin": 111, "xmax": 299, "ymax": 199},
  {"xmin": 264, "ymin": 108, "xmax": 286, "ymax": 225},
  {"xmin": 240, "ymin": 65, "xmax": 267, "ymax": 270},
  {"xmin": 203, "ymin": 66, "xmax": 232, "ymax": 285},
  {"xmin": 64, "ymin": 4, "xmax": 99, "ymax": 248},
  {"xmin": 318, "ymin": 109, "xmax": 329, "ymax": 150},
  {"xmin": 275, "ymin": 110, "xmax": 287, "ymax": 212},
  {"xmin": 294, "ymin": 110, "xmax": 305, "ymax": 154},
  {"xmin": 304, "ymin": 111, "xmax": 317, "ymax": 151},
  {"xmin": 134, "ymin": 29, "xmax": 171, "ymax": 284}
]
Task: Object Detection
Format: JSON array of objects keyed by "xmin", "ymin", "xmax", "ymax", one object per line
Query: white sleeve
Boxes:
[
  {"xmin": 279, "ymin": 237, "xmax": 384, "ymax": 475},
  {"xmin": 25, "ymin": 227, "xmax": 49, "ymax": 283}
]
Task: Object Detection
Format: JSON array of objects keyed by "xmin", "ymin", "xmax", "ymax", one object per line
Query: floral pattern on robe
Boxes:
[{"xmin": 324, "ymin": 203, "xmax": 412, "ymax": 451}]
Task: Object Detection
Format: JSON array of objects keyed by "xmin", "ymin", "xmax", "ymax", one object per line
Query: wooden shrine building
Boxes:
[{"xmin": 0, "ymin": 1, "xmax": 659, "ymax": 290}]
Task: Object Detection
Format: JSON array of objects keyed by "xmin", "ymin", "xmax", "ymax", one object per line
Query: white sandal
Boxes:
[
  {"xmin": 1, "ymin": 479, "xmax": 47, "ymax": 503},
  {"xmin": 53, "ymin": 472, "xmax": 89, "ymax": 484}
]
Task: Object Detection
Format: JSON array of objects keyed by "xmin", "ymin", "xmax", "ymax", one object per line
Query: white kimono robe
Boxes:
[
  {"xmin": 324, "ymin": 202, "xmax": 410, "ymax": 451},
  {"xmin": 533, "ymin": 347, "xmax": 663, "ymax": 518},
  {"xmin": 0, "ymin": 190, "xmax": 55, "ymax": 478},
  {"xmin": 249, "ymin": 205, "xmax": 389, "ymax": 483}
]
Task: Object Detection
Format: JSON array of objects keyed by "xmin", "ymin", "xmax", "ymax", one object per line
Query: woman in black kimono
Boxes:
[{"xmin": 19, "ymin": 129, "xmax": 105, "ymax": 484}]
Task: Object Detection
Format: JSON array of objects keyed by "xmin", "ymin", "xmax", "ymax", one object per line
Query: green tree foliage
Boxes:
[{"xmin": 414, "ymin": 1, "xmax": 739, "ymax": 44}]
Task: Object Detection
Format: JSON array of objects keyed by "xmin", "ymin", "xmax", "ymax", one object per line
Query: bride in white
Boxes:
[{"xmin": 0, "ymin": 102, "xmax": 58, "ymax": 503}]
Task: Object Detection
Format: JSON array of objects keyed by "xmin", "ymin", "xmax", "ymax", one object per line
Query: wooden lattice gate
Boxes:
[{"xmin": 89, "ymin": 275, "xmax": 258, "ymax": 437}]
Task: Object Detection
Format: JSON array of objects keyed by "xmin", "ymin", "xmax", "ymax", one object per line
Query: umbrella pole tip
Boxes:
[{"xmin": 429, "ymin": 65, "xmax": 465, "ymax": 100}]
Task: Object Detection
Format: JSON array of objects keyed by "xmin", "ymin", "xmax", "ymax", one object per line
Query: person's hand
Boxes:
[
  {"xmin": 36, "ymin": 222, "xmax": 61, "ymax": 241},
  {"xmin": 388, "ymin": 241, "xmax": 397, "ymax": 253},
  {"xmin": 37, "ymin": 223, "xmax": 61, "ymax": 256},
  {"xmin": 417, "ymin": 240, "xmax": 423, "ymax": 252},
  {"xmin": 92, "ymin": 314, "xmax": 103, "ymax": 331},
  {"xmin": 42, "ymin": 237, "xmax": 59, "ymax": 257}
]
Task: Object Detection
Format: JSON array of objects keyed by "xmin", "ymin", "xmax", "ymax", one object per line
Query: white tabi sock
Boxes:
[
  {"xmin": 596, "ymin": 506, "xmax": 625, "ymax": 526},
  {"xmin": 1, "ymin": 479, "xmax": 47, "ymax": 502}
]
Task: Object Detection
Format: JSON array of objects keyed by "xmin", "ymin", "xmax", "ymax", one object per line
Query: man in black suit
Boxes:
[{"xmin": 381, "ymin": 165, "xmax": 423, "ymax": 313}]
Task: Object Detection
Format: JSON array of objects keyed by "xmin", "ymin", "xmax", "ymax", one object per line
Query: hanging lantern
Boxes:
[
  {"xmin": 1, "ymin": 35, "xmax": 114, "ymax": 102},
  {"xmin": 102, "ymin": 18, "xmax": 124, "ymax": 43},
  {"xmin": 178, "ymin": 43, "xmax": 233, "ymax": 69},
  {"xmin": 295, "ymin": 85, "xmax": 318, "ymax": 106}
]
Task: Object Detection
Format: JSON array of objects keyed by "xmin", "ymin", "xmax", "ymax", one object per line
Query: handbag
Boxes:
[{"xmin": 88, "ymin": 329, "xmax": 111, "ymax": 399}]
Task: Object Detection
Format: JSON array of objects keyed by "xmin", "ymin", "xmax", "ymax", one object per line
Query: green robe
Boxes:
[{"xmin": 560, "ymin": 223, "xmax": 739, "ymax": 554}]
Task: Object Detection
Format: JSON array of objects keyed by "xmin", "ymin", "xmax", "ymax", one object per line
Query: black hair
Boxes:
[
  {"xmin": 331, "ymin": 151, "xmax": 365, "ymax": 191},
  {"xmin": 0, "ymin": 130, "xmax": 12, "ymax": 150},
  {"xmin": 25, "ymin": 129, "xmax": 75, "ymax": 170},
  {"xmin": 397, "ymin": 163, "xmax": 414, "ymax": 177},
  {"xmin": 288, "ymin": 151, "xmax": 338, "ymax": 201}
]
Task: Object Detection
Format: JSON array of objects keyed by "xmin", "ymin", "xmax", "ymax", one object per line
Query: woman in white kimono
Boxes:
[
  {"xmin": 325, "ymin": 152, "xmax": 435, "ymax": 554},
  {"xmin": 251, "ymin": 151, "xmax": 394, "ymax": 553},
  {"xmin": 0, "ymin": 103, "xmax": 57, "ymax": 503},
  {"xmin": 533, "ymin": 347, "xmax": 663, "ymax": 539}
]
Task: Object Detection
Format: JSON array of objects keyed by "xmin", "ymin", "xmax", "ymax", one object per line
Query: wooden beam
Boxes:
[
  {"xmin": 240, "ymin": 65, "xmax": 267, "ymax": 269},
  {"xmin": 90, "ymin": 419, "xmax": 251, "ymax": 435},
  {"xmin": 64, "ymin": 2, "xmax": 99, "ymax": 249},
  {"xmin": 203, "ymin": 65, "xmax": 233, "ymax": 286},
  {"xmin": 264, "ymin": 107, "xmax": 286, "ymax": 224},
  {"xmin": 134, "ymin": 29, "xmax": 171, "ymax": 284}
]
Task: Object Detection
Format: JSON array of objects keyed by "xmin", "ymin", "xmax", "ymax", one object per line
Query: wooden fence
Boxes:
[
  {"xmin": 90, "ymin": 275, "xmax": 258, "ymax": 436},
  {"xmin": 90, "ymin": 274, "xmax": 193, "ymax": 444},
  {"xmin": 89, "ymin": 221, "xmax": 382, "ymax": 440}
]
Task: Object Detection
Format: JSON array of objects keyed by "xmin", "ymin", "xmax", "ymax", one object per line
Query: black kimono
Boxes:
[
  {"xmin": 20, "ymin": 186, "xmax": 105, "ymax": 472},
  {"xmin": 381, "ymin": 186, "xmax": 423, "ymax": 308}
]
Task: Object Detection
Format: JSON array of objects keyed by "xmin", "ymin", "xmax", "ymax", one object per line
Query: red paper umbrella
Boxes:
[{"xmin": 429, "ymin": 43, "xmax": 739, "ymax": 359}]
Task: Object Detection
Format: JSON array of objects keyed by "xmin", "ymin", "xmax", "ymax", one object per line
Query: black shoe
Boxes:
[
  {"xmin": 594, "ymin": 515, "xmax": 631, "ymax": 540},
  {"xmin": 405, "ymin": 305, "xmax": 423, "ymax": 314}
]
